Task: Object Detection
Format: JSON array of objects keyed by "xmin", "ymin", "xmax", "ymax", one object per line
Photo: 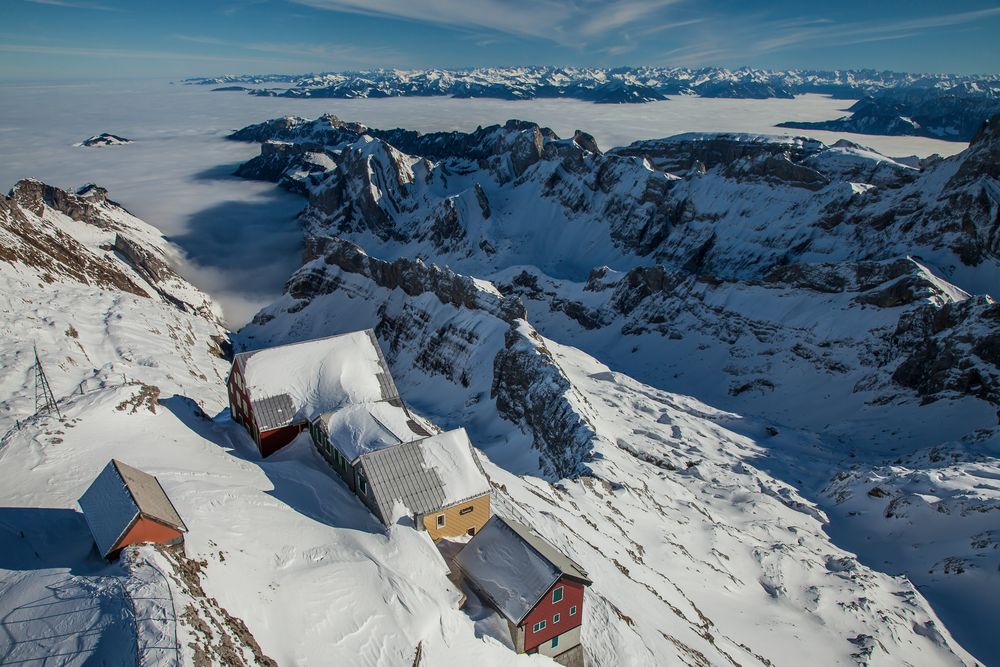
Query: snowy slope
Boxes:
[
  {"xmin": 3, "ymin": 107, "xmax": 998, "ymax": 665},
  {"xmin": 237, "ymin": 235, "xmax": 992, "ymax": 664},
  {"xmin": 0, "ymin": 180, "xmax": 546, "ymax": 666},
  {"xmin": 228, "ymin": 111, "xmax": 1000, "ymax": 663},
  {"xmin": 240, "ymin": 266, "xmax": 984, "ymax": 664}
]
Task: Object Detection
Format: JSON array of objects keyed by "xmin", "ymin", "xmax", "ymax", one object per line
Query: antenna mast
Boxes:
[{"xmin": 33, "ymin": 346, "xmax": 61, "ymax": 419}]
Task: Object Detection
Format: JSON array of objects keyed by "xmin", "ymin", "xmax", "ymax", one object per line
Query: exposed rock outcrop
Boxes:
[
  {"xmin": 1, "ymin": 180, "xmax": 150, "ymax": 296},
  {"xmin": 80, "ymin": 133, "xmax": 132, "ymax": 147},
  {"xmin": 492, "ymin": 323, "xmax": 598, "ymax": 477},
  {"xmin": 293, "ymin": 235, "xmax": 526, "ymax": 322},
  {"xmin": 891, "ymin": 295, "xmax": 1000, "ymax": 406},
  {"xmin": 608, "ymin": 133, "xmax": 825, "ymax": 173},
  {"xmin": 1, "ymin": 179, "xmax": 220, "ymax": 321}
]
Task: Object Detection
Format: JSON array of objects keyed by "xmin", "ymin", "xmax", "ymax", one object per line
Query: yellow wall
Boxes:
[{"xmin": 423, "ymin": 494, "xmax": 491, "ymax": 541}]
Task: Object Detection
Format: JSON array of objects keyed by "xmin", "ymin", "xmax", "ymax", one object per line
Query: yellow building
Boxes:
[
  {"xmin": 423, "ymin": 492, "xmax": 491, "ymax": 541},
  {"xmin": 353, "ymin": 427, "xmax": 493, "ymax": 540}
]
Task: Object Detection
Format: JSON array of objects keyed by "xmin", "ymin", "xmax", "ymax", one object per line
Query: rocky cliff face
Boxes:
[
  {"xmin": 294, "ymin": 235, "xmax": 525, "ymax": 322},
  {"xmin": 1, "ymin": 180, "xmax": 150, "ymax": 296},
  {"xmin": 1, "ymin": 179, "xmax": 220, "ymax": 322},
  {"xmin": 607, "ymin": 132, "xmax": 825, "ymax": 172},
  {"xmin": 491, "ymin": 323, "xmax": 597, "ymax": 477},
  {"xmin": 233, "ymin": 113, "xmax": 1000, "ymax": 289},
  {"xmin": 231, "ymin": 114, "xmax": 557, "ymax": 164},
  {"xmin": 891, "ymin": 295, "xmax": 1000, "ymax": 408},
  {"xmin": 499, "ymin": 256, "xmax": 1000, "ymax": 420}
]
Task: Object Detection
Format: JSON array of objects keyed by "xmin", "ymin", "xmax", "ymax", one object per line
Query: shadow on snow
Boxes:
[{"xmin": 159, "ymin": 394, "xmax": 383, "ymax": 536}]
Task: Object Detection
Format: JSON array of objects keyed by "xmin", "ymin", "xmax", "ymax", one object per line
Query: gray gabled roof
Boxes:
[
  {"xmin": 250, "ymin": 393, "xmax": 297, "ymax": 432},
  {"xmin": 360, "ymin": 440, "xmax": 447, "ymax": 519},
  {"xmin": 78, "ymin": 460, "xmax": 187, "ymax": 557},
  {"xmin": 456, "ymin": 515, "xmax": 590, "ymax": 624},
  {"xmin": 358, "ymin": 428, "xmax": 490, "ymax": 520}
]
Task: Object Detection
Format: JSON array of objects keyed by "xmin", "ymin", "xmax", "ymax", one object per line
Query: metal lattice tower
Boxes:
[{"xmin": 33, "ymin": 346, "xmax": 61, "ymax": 419}]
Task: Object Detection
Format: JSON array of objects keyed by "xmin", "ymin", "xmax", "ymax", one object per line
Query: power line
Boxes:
[{"xmin": 33, "ymin": 345, "xmax": 61, "ymax": 419}]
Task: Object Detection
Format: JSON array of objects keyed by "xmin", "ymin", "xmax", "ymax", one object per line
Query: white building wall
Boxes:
[{"xmin": 535, "ymin": 625, "xmax": 581, "ymax": 658}]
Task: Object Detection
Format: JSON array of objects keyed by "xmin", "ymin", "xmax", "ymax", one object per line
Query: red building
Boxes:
[
  {"xmin": 78, "ymin": 460, "xmax": 188, "ymax": 560},
  {"xmin": 227, "ymin": 330, "xmax": 399, "ymax": 458},
  {"xmin": 456, "ymin": 515, "xmax": 591, "ymax": 664}
]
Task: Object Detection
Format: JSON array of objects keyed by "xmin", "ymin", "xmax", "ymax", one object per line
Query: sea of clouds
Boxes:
[{"xmin": 0, "ymin": 79, "xmax": 967, "ymax": 327}]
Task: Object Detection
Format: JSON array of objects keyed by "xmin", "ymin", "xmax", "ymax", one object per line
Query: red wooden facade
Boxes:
[
  {"xmin": 258, "ymin": 424, "xmax": 305, "ymax": 457},
  {"xmin": 521, "ymin": 576, "xmax": 587, "ymax": 653},
  {"xmin": 112, "ymin": 516, "xmax": 184, "ymax": 558},
  {"xmin": 228, "ymin": 362, "xmax": 304, "ymax": 457}
]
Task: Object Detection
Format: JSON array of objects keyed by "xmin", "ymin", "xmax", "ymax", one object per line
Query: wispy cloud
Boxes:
[
  {"xmin": 577, "ymin": 0, "xmax": 680, "ymax": 38},
  {"xmin": 22, "ymin": 0, "xmax": 119, "ymax": 11},
  {"xmin": 289, "ymin": 0, "xmax": 566, "ymax": 41},
  {"xmin": 287, "ymin": 0, "xmax": 693, "ymax": 48},
  {"xmin": 286, "ymin": 0, "xmax": 998, "ymax": 67},
  {"xmin": 757, "ymin": 8, "xmax": 1000, "ymax": 54},
  {"xmin": 656, "ymin": 6, "xmax": 1000, "ymax": 66},
  {"xmin": 218, "ymin": 0, "xmax": 270, "ymax": 17}
]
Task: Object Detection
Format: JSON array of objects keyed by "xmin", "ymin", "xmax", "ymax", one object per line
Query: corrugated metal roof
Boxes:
[
  {"xmin": 367, "ymin": 329, "xmax": 400, "ymax": 402},
  {"xmin": 251, "ymin": 393, "xmax": 297, "ymax": 432},
  {"xmin": 360, "ymin": 441, "xmax": 448, "ymax": 519},
  {"xmin": 358, "ymin": 428, "xmax": 490, "ymax": 520}
]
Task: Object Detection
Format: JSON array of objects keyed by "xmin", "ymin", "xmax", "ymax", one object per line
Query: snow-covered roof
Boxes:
[
  {"xmin": 234, "ymin": 330, "xmax": 398, "ymax": 431},
  {"xmin": 78, "ymin": 460, "xmax": 187, "ymax": 557},
  {"xmin": 359, "ymin": 428, "xmax": 490, "ymax": 520},
  {"xmin": 412, "ymin": 429, "xmax": 491, "ymax": 507},
  {"xmin": 316, "ymin": 399, "xmax": 431, "ymax": 462},
  {"xmin": 456, "ymin": 515, "xmax": 590, "ymax": 624}
]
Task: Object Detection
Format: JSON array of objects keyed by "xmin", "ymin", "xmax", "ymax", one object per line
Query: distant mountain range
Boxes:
[{"xmin": 186, "ymin": 66, "xmax": 1000, "ymax": 140}]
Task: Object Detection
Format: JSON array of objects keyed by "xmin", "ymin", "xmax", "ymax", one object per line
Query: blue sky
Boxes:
[{"xmin": 1, "ymin": 0, "xmax": 998, "ymax": 80}]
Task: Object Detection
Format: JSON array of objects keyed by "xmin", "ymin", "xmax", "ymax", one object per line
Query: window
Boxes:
[
  {"xmin": 358, "ymin": 476, "xmax": 368, "ymax": 496},
  {"xmin": 436, "ymin": 514, "xmax": 446, "ymax": 528},
  {"xmin": 569, "ymin": 605, "xmax": 577, "ymax": 616},
  {"xmin": 459, "ymin": 506, "xmax": 474, "ymax": 516},
  {"xmin": 553, "ymin": 613, "xmax": 560, "ymax": 624},
  {"xmin": 552, "ymin": 586, "xmax": 564, "ymax": 604},
  {"xmin": 551, "ymin": 636, "xmax": 559, "ymax": 649},
  {"xmin": 532, "ymin": 620, "xmax": 547, "ymax": 633}
]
